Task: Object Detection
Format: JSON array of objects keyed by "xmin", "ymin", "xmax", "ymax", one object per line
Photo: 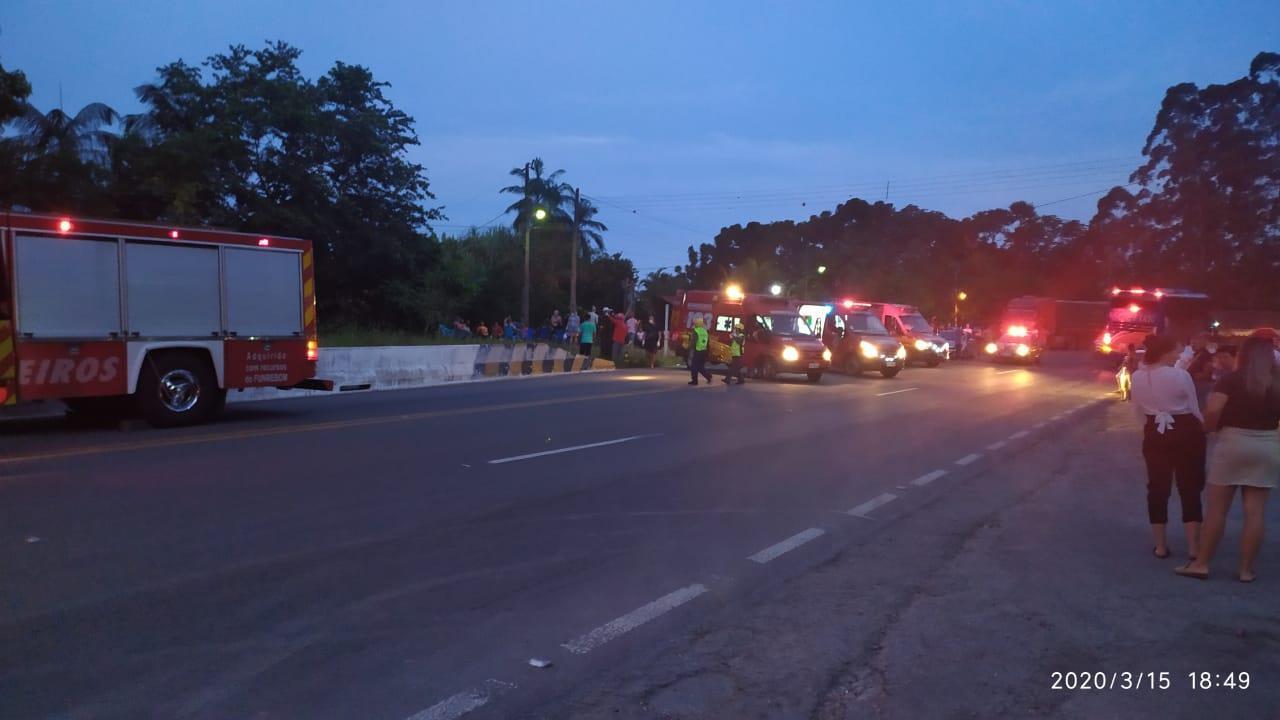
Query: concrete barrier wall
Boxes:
[{"xmin": 230, "ymin": 343, "xmax": 613, "ymax": 403}]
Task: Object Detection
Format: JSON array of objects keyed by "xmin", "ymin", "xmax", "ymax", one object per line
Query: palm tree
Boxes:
[
  {"xmin": 560, "ymin": 187, "xmax": 607, "ymax": 314},
  {"xmin": 500, "ymin": 157, "xmax": 567, "ymax": 327},
  {"xmin": 17, "ymin": 102, "xmax": 119, "ymax": 164}
]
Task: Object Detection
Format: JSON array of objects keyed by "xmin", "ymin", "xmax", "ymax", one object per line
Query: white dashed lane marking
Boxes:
[
  {"xmin": 987, "ymin": 440, "xmax": 1007, "ymax": 451},
  {"xmin": 995, "ymin": 369, "xmax": 1019, "ymax": 375},
  {"xmin": 910, "ymin": 469, "xmax": 948, "ymax": 487},
  {"xmin": 876, "ymin": 387, "xmax": 918, "ymax": 397},
  {"xmin": 748, "ymin": 528, "xmax": 825, "ymax": 563},
  {"xmin": 847, "ymin": 493, "xmax": 898, "ymax": 518},
  {"xmin": 955, "ymin": 453, "xmax": 981, "ymax": 466},
  {"xmin": 406, "ymin": 680, "xmax": 516, "ymax": 720},
  {"xmin": 562, "ymin": 584, "xmax": 708, "ymax": 655},
  {"xmin": 1009, "ymin": 430, "xmax": 1030, "ymax": 440}
]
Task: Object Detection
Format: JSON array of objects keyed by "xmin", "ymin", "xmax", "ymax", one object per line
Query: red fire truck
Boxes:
[
  {"xmin": 1, "ymin": 213, "xmax": 329, "ymax": 426},
  {"xmin": 666, "ymin": 287, "xmax": 831, "ymax": 382}
]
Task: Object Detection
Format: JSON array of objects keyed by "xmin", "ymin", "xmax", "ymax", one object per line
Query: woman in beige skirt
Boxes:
[{"xmin": 1177, "ymin": 337, "xmax": 1280, "ymax": 582}]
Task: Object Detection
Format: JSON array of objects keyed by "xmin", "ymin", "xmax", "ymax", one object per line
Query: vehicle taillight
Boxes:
[
  {"xmin": 57, "ymin": 219, "xmax": 73, "ymax": 233},
  {"xmin": 306, "ymin": 340, "xmax": 318, "ymax": 361},
  {"xmin": 169, "ymin": 230, "xmax": 180, "ymax": 239},
  {"xmin": 1128, "ymin": 304, "xmax": 1141, "ymax": 313},
  {"xmin": 258, "ymin": 238, "xmax": 271, "ymax": 247}
]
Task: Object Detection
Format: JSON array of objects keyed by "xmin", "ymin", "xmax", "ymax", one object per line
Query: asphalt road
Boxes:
[{"xmin": 1, "ymin": 353, "xmax": 1116, "ymax": 719}]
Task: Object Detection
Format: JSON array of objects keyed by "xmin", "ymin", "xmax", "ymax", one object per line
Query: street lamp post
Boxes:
[{"xmin": 521, "ymin": 205, "xmax": 548, "ymax": 331}]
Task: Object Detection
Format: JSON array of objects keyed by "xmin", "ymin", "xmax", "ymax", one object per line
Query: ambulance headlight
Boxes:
[
  {"xmin": 914, "ymin": 339, "xmax": 930, "ymax": 351},
  {"xmin": 859, "ymin": 340, "xmax": 879, "ymax": 359},
  {"xmin": 985, "ymin": 342, "xmax": 998, "ymax": 354},
  {"xmin": 1016, "ymin": 344, "xmax": 1030, "ymax": 357},
  {"xmin": 781, "ymin": 346, "xmax": 800, "ymax": 363},
  {"xmin": 822, "ymin": 348, "xmax": 833, "ymax": 362}
]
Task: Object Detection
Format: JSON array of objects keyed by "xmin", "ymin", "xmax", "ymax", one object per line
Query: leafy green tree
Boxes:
[{"xmin": 561, "ymin": 187, "xmax": 608, "ymax": 313}]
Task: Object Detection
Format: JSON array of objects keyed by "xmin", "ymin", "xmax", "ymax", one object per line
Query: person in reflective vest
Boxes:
[
  {"xmin": 722, "ymin": 320, "xmax": 746, "ymax": 385},
  {"xmin": 688, "ymin": 316, "xmax": 713, "ymax": 385}
]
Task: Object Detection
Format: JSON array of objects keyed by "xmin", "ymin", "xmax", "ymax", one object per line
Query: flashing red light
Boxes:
[
  {"xmin": 842, "ymin": 299, "xmax": 855, "ymax": 309},
  {"xmin": 57, "ymin": 219, "xmax": 73, "ymax": 233},
  {"xmin": 257, "ymin": 238, "xmax": 271, "ymax": 247},
  {"xmin": 1111, "ymin": 287, "xmax": 1121, "ymax": 295},
  {"xmin": 1128, "ymin": 303, "xmax": 1141, "ymax": 313},
  {"xmin": 1129, "ymin": 288, "xmax": 1146, "ymax": 294},
  {"xmin": 1007, "ymin": 325, "xmax": 1029, "ymax": 338},
  {"xmin": 169, "ymin": 230, "xmax": 180, "ymax": 239},
  {"xmin": 1154, "ymin": 290, "xmax": 1164, "ymax": 299}
]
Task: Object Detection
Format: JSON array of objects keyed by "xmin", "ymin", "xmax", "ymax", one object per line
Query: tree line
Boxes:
[
  {"xmin": 0, "ymin": 42, "xmax": 636, "ymax": 335},
  {"xmin": 676, "ymin": 52, "xmax": 1280, "ymax": 323}
]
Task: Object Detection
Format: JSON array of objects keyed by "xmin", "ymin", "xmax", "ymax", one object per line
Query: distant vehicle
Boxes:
[
  {"xmin": 667, "ymin": 288, "xmax": 831, "ymax": 382},
  {"xmin": 0, "ymin": 213, "xmax": 330, "ymax": 426},
  {"xmin": 797, "ymin": 299, "xmax": 906, "ymax": 378},
  {"xmin": 870, "ymin": 302, "xmax": 949, "ymax": 367},
  {"xmin": 983, "ymin": 324, "xmax": 1043, "ymax": 364},
  {"xmin": 1095, "ymin": 287, "xmax": 1211, "ymax": 364},
  {"xmin": 1002, "ymin": 296, "xmax": 1108, "ymax": 350}
]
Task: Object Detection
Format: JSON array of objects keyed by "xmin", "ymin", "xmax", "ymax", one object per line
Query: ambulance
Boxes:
[
  {"xmin": 667, "ymin": 287, "xmax": 831, "ymax": 382},
  {"xmin": 795, "ymin": 299, "xmax": 906, "ymax": 378},
  {"xmin": 1, "ymin": 213, "xmax": 330, "ymax": 426},
  {"xmin": 869, "ymin": 302, "xmax": 949, "ymax": 367}
]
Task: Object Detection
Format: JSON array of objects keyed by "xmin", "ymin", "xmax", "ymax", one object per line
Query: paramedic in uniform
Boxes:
[
  {"xmin": 722, "ymin": 320, "xmax": 746, "ymax": 385},
  {"xmin": 688, "ymin": 316, "xmax": 713, "ymax": 385}
]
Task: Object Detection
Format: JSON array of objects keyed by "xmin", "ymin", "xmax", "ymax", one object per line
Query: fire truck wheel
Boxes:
[
  {"xmin": 844, "ymin": 357, "xmax": 863, "ymax": 376},
  {"xmin": 880, "ymin": 367, "xmax": 901, "ymax": 379},
  {"xmin": 136, "ymin": 351, "xmax": 219, "ymax": 428}
]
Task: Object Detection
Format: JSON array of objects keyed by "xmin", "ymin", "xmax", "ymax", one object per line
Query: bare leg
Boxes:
[
  {"xmin": 1184, "ymin": 485, "xmax": 1235, "ymax": 574},
  {"xmin": 1184, "ymin": 521, "xmax": 1201, "ymax": 559},
  {"xmin": 1239, "ymin": 486, "xmax": 1270, "ymax": 581},
  {"xmin": 1151, "ymin": 523, "xmax": 1168, "ymax": 557}
]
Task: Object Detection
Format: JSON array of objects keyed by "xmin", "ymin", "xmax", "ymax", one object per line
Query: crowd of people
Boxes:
[
  {"xmin": 441, "ymin": 306, "xmax": 665, "ymax": 367},
  {"xmin": 1128, "ymin": 328, "xmax": 1280, "ymax": 584}
]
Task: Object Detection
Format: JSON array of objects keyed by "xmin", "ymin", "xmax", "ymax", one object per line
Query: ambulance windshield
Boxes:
[{"xmin": 762, "ymin": 312, "xmax": 816, "ymax": 337}]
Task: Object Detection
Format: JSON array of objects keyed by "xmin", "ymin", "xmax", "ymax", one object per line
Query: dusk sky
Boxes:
[{"xmin": 4, "ymin": 1, "xmax": 1276, "ymax": 273}]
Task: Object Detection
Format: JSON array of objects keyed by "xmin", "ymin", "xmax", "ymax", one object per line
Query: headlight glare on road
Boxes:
[
  {"xmin": 822, "ymin": 348, "xmax": 833, "ymax": 362},
  {"xmin": 1016, "ymin": 344, "xmax": 1030, "ymax": 357},
  {"xmin": 914, "ymin": 339, "xmax": 930, "ymax": 351},
  {"xmin": 781, "ymin": 345, "xmax": 800, "ymax": 363},
  {"xmin": 895, "ymin": 345, "xmax": 907, "ymax": 360},
  {"xmin": 860, "ymin": 340, "xmax": 879, "ymax": 359}
]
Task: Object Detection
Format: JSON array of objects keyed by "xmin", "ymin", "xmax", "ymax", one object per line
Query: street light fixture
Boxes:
[
  {"xmin": 957, "ymin": 291, "xmax": 968, "ymax": 301},
  {"xmin": 769, "ymin": 283, "xmax": 783, "ymax": 296},
  {"xmin": 816, "ymin": 265, "xmax": 827, "ymax": 274},
  {"xmin": 534, "ymin": 207, "xmax": 548, "ymax": 221}
]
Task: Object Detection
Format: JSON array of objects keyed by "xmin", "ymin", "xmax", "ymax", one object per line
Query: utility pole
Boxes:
[
  {"xmin": 569, "ymin": 186, "xmax": 581, "ymax": 316},
  {"xmin": 520, "ymin": 162, "xmax": 532, "ymax": 331}
]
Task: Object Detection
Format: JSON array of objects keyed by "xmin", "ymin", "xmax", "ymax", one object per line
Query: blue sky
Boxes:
[{"xmin": 3, "ymin": 1, "xmax": 1276, "ymax": 272}]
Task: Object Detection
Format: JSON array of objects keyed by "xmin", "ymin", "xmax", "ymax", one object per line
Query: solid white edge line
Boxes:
[
  {"xmin": 489, "ymin": 434, "xmax": 655, "ymax": 464},
  {"xmin": 995, "ymin": 369, "xmax": 1019, "ymax": 375},
  {"xmin": 910, "ymin": 469, "xmax": 948, "ymax": 487},
  {"xmin": 748, "ymin": 527, "xmax": 826, "ymax": 563},
  {"xmin": 955, "ymin": 453, "xmax": 981, "ymax": 466},
  {"xmin": 847, "ymin": 492, "xmax": 898, "ymax": 517},
  {"xmin": 1033, "ymin": 422, "xmax": 1047, "ymax": 429},
  {"xmin": 1009, "ymin": 430, "xmax": 1030, "ymax": 440},
  {"xmin": 876, "ymin": 387, "xmax": 919, "ymax": 397},
  {"xmin": 562, "ymin": 584, "xmax": 708, "ymax": 655},
  {"xmin": 987, "ymin": 440, "xmax": 1007, "ymax": 451},
  {"xmin": 406, "ymin": 680, "xmax": 516, "ymax": 720}
]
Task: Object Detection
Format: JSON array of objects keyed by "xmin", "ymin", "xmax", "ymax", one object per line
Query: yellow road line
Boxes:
[{"xmin": 2, "ymin": 386, "xmax": 676, "ymax": 467}]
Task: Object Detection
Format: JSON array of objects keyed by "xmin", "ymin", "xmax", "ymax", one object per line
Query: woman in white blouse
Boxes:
[{"xmin": 1128, "ymin": 334, "xmax": 1206, "ymax": 560}]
